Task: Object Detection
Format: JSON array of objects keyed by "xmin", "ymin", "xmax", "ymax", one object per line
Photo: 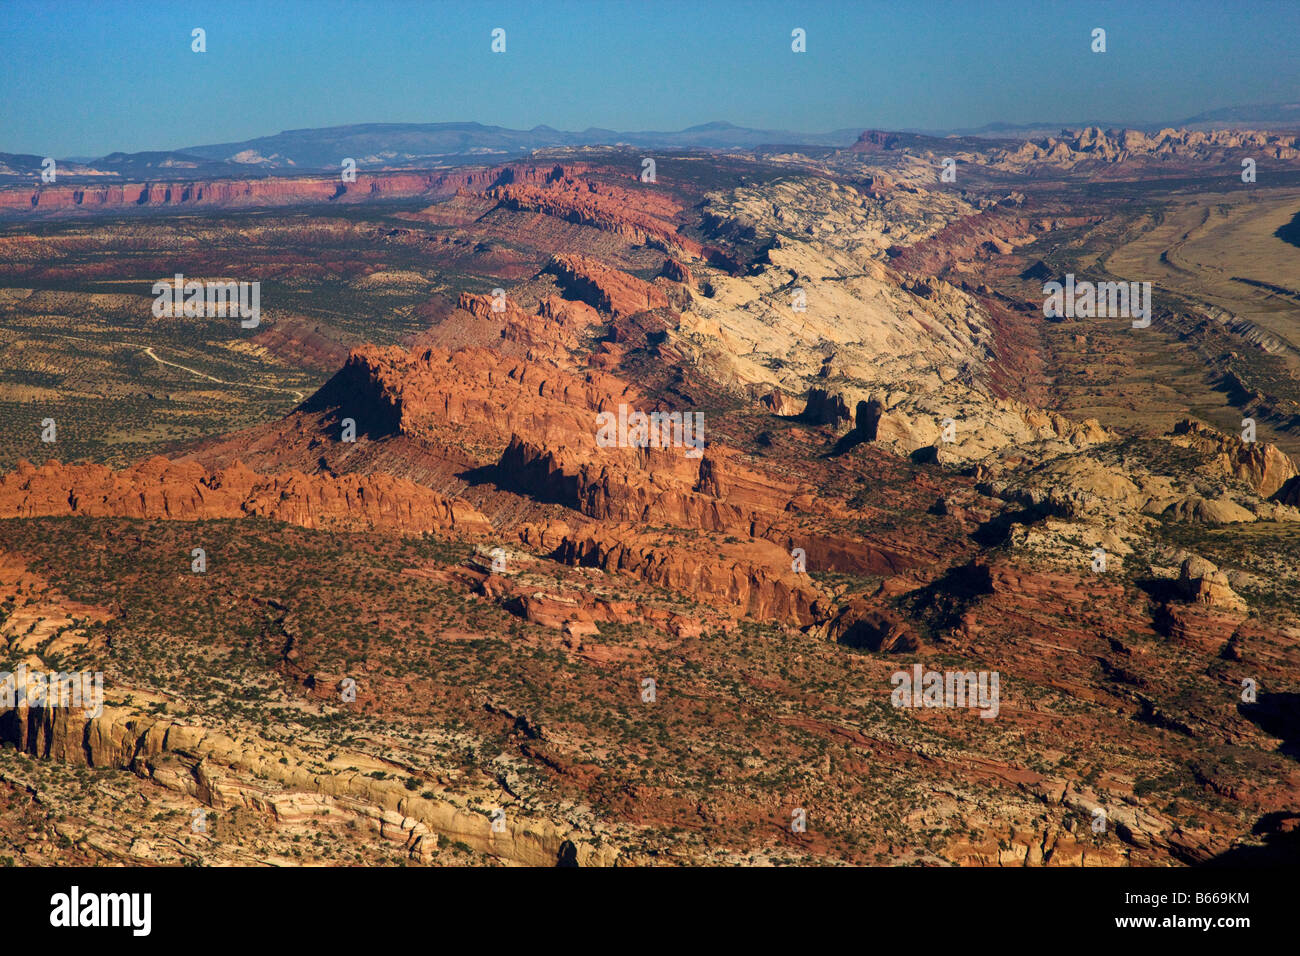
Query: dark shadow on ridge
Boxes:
[
  {"xmin": 1200, "ymin": 812, "xmax": 1300, "ymax": 866},
  {"xmin": 1238, "ymin": 691, "xmax": 1300, "ymax": 760}
]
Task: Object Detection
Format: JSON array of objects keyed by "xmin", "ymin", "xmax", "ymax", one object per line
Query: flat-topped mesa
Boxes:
[
  {"xmin": 0, "ymin": 161, "xmax": 586, "ymax": 217},
  {"xmin": 544, "ymin": 253, "xmax": 671, "ymax": 317},
  {"xmin": 0, "ymin": 457, "xmax": 490, "ymax": 537},
  {"xmin": 323, "ymin": 343, "xmax": 642, "ymax": 452},
  {"xmin": 849, "ymin": 129, "xmax": 903, "ymax": 152}
]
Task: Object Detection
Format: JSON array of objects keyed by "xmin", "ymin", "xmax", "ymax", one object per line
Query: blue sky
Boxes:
[{"xmin": 2, "ymin": 0, "xmax": 1297, "ymax": 156}]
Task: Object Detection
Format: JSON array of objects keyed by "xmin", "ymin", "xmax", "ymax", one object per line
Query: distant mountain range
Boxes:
[
  {"xmin": 917, "ymin": 102, "xmax": 1300, "ymax": 139},
  {"xmin": 178, "ymin": 121, "xmax": 864, "ymax": 169},
  {"xmin": 3, "ymin": 104, "xmax": 1296, "ymax": 182},
  {"xmin": 0, "ymin": 122, "xmax": 862, "ymax": 182}
]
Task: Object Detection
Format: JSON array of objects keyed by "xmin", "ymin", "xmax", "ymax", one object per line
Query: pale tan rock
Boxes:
[{"xmin": 1179, "ymin": 556, "xmax": 1247, "ymax": 611}]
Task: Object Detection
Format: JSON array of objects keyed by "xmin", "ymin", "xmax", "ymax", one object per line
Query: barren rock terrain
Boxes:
[{"xmin": 2, "ymin": 130, "xmax": 1299, "ymax": 867}]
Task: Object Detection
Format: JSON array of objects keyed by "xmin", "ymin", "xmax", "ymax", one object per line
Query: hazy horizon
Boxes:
[{"xmin": 2, "ymin": 0, "xmax": 1298, "ymax": 156}]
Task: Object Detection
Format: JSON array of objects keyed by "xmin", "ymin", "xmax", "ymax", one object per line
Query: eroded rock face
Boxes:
[
  {"xmin": 453, "ymin": 291, "xmax": 603, "ymax": 363},
  {"xmin": 0, "ymin": 551, "xmax": 114, "ymax": 658},
  {"xmin": 824, "ymin": 601, "xmax": 920, "ymax": 652},
  {"xmin": 298, "ymin": 342, "xmax": 643, "ymax": 463},
  {"xmin": 802, "ymin": 390, "xmax": 854, "ymax": 429},
  {"xmin": 991, "ymin": 127, "xmax": 1300, "ymax": 169},
  {"xmin": 0, "ymin": 162, "xmax": 581, "ymax": 218},
  {"xmin": 1179, "ymin": 556, "xmax": 1247, "ymax": 611},
  {"xmin": 0, "ymin": 457, "xmax": 489, "ymax": 537},
  {"xmin": 759, "ymin": 388, "xmax": 802, "ymax": 416},
  {"xmin": 1, "ymin": 699, "xmax": 616, "ymax": 867},
  {"xmin": 1170, "ymin": 419, "xmax": 1299, "ymax": 499},
  {"xmin": 661, "ymin": 258, "xmax": 695, "ymax": 286},
  {"xmin": 490, "ymin": 177, "xmax": 701, "ymax": 258},
  {"xmin": 553, "ymin": 529, "xmax": 821, "ymax": 626},
  {"xmin": 545, "ymin": 253, "xmax": 671, "ymax": 317},
  {"xmin": 887, "ymin": 209, "xmax": 1061, "ymax": 275}
]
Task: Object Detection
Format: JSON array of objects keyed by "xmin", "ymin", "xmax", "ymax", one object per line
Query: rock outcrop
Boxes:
[
  {"xmin": 1170, "ymin": 419, "xmax": 1299, "ymax": 499},
  {"xmin": 553, "ymin": 528, "xmax": 822, "ymax": 626},
  {"xmin": 490, "ymin": 177, "xmax": 701, "ymax": 257},
  {"xmin": 992, "ymin": 127, "xmax": 1300, "ymax": 169},
  {"xmin": 0, "ymin": 162, "xmax": 583, "ymax": 218},
  {"xmin": 545, "ymin": 253, "xmax": 671, "ymax": 317},
  {"xmin": 0, "ymin": 457, "xmax": 489, "ymax": 537},
  {"xmin": 1, "ymin": 698, "xmax": 618, "ymax": 867},
  {"xmin": 1178, "ymin": 555, "xmax": 1247, "ymax": 611}
]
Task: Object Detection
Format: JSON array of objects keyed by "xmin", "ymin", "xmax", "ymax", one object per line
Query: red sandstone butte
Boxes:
[{"xmin": 545, "ymin": 253, "xmax": 671, "ymax": 318}]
